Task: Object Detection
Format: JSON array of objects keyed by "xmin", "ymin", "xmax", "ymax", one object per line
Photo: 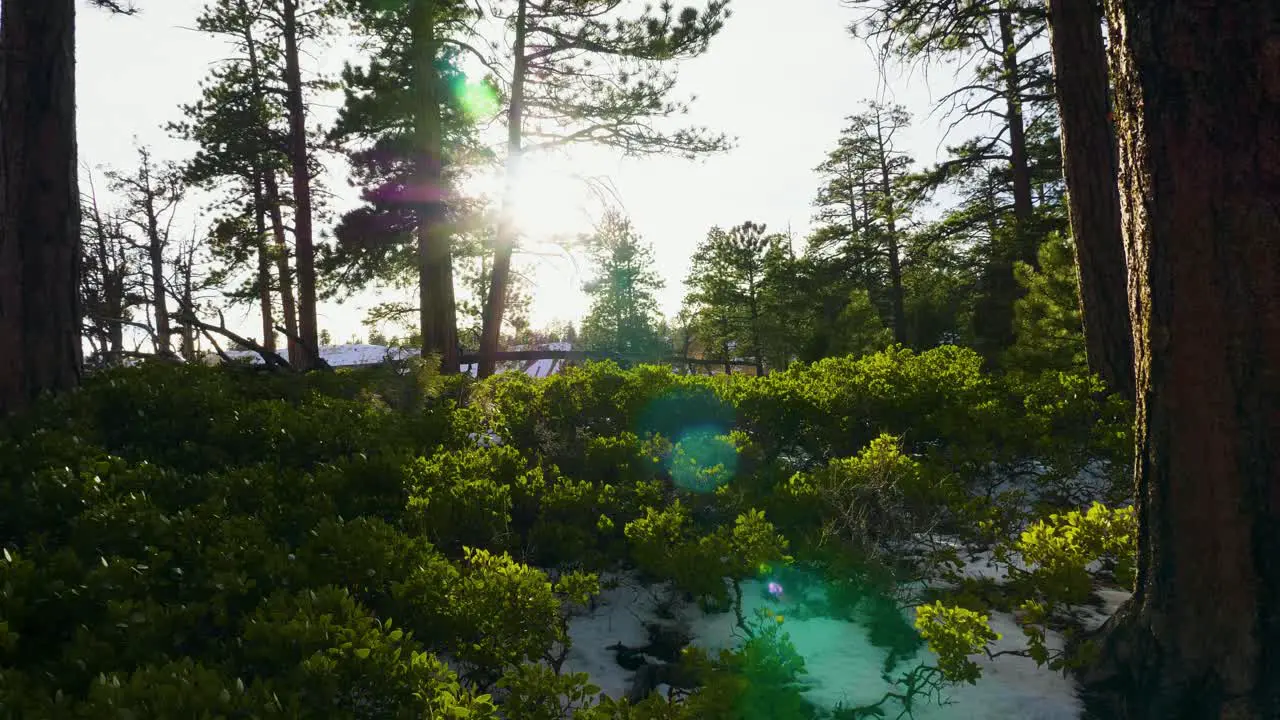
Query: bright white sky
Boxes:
[{"xmin": 77, "ymin": 0, "xmax": 975, "ymax": 344}]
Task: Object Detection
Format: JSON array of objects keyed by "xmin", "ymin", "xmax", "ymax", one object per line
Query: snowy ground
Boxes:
[
  {"xmin": 563, "ymin": 560, "xmax": 1130, "ymax": 719},
  {"xmin": 222, "ymin": 342, "xmax": 574, "ymax": 378}
]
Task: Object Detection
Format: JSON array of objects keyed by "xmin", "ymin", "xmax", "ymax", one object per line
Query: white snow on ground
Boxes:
[
  {"xmin": 1078, "ymin": 587, "xmax": 1134, "ymax": 633},
  {"xmin": 223, "ymin": 343, "xmax": 575, "ymax": 380},
  {"xmin": 223, "ymin": 343, "xmax": 416, "ymax": 366},
  {"xmin": 562, "ymin": 578, "xmax": 656, "ymax": 699},
  {"xmin": 563, "ymin": 572, "xmax": 1086, "ymax": 719}
]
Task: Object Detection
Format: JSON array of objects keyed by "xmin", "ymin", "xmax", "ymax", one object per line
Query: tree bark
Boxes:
[
  {"xmin": 179, "ymin": 244, "xmax": 197, "ymax": 361},
  {"xmin": 971, "ymin": 6, "xmax": 1038, "ymax": 361},
  {"xmin": 999, "ymin": 7, "xmax": 1035, "ymax": 250},
  {"xmin": 412, "ymin": 0, "xmax": 459, "ymax": 374},
  {"xmin": 239, "ymin": 3, "xmax": 299, "ymax": 363},
  {"xmin": 0, "ymin": 0, "xmax": 84, "ymax": 415},
  {"xmin": 262, "ymin": 171, "xmax": 298, "ymax": 360},
  {"xmin": 280, "ymin": 0, "xmax": 320, "ymax": 370},
  {"xmin": 139, "ymin": 153, "xmax": 172, "ymax": 356},
  {"xmin": 1046, "ymin": 0, "xmax": 1134, "ymax": 402},
  {"xmin": 252, "ymin": 172, "xmax": 276, "ymax": 353},
  {"xmin": 1080, "ymin": 1, "xmax": 1280, "ymax": 717},
  {"xmin": 874, "ymin": 113, "xmax": 907, "ymax": 346},
  {"xmin": 478, "ymin": 0, "xmax": 528, "ymax": 379}
]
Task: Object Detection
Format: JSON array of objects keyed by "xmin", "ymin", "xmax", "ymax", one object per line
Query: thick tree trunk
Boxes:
[
  {"xmin": 1047, "ymin": 0, "xmax": 1134, "ymax": 402},
  {"xmin": 281, "ymin": 0, "xmax": 319, "ymax": 370},
  {"xmin": 412, "ymin": 0, "xmax": 459, "ymax": 374},
  {"xmin": 1080, "ymin": 1, "xmax": 1280, "ymax": 717},
  {"xmin": 478, "ymin": 0, "xmax": 528, "ymax": 379},
  {"xmin": 0, "ymin": 0, "xmax": 83, "ymax": 415}
]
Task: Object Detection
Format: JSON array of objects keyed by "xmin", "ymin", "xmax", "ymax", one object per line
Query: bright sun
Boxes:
[
  {"xmin": 505, "ymin": 156, "xmax": 603, "ymax": 241},
  {"xmin": 459, "ymin": 152, "xmax": 618, "ymax": 326}
]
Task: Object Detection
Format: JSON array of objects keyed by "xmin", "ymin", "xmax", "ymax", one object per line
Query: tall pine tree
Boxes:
[
  {"xmin": 476, "ymin": 0, "xmax": 732, "ymax": 377},
  {"xmin": 580, "ymin": 210, "xmax": 666, "ymax": 357}
]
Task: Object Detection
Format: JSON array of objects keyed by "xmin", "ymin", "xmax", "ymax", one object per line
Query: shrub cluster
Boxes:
[{"xmin": 0, "ymin": 346, "xmax": 1133, "ymax": 718}]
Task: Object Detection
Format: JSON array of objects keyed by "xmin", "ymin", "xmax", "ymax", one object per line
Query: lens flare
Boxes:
[
  {"xmin": 668, "ymin": 426, "xmax": 737, "ymax": 493},
  {"xmin": 453, "ymin": 76, "xmax": 499, "ymax": 119}
]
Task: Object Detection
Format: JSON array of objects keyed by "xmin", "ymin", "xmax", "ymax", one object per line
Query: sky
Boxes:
[{"xmin": 76, "ymin": 0, "xmax": 974, "ymax": 345}]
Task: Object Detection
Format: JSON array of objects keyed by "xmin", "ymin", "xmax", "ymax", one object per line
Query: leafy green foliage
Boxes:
[
  {"xmin": 1005, "ymin": 232, "xmax": 1088, "ymax": 377},
  {"xmin": 913, "ymin": 602, "xmax": 1001, "ymax": 685},
  {"xmin": 0, "ymin": 349, "xmax": 1132, "ymax": 717}
]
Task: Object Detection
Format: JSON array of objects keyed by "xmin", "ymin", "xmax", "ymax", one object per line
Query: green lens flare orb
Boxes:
[
  {"xmin": 454, "ymin": 77, "xmax": 499, "ymax": 119},
  {"xmin": 667, "ymin": 426, "xmax": 738, "ymax": 493}
]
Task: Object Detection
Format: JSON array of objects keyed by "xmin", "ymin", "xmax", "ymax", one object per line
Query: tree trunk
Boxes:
[
  {"xmin": 180, "ymin": 246, "xmax": 197, "ymax": 360},
  {"xmin": 141, "ymin": 161, "xmax": 171, "ymax": 356},
  {"xmin": 1046, "ymin": 0, "xmax": 1134, "ymax": 402},
  {"xmin": 875, "ymin": 119, "xmax": 907, "ymax": 346},
  {"xmin": 252, "ymin": 173, "xmax": 276, "ymax": 353},
  {"xmin": 240, "ymin": 3, "xmax": 299, "ymax": 363},
  {"xmin": 412, "ymin": 0, "xmax": 459, "ymax": 374},
  {"xmin": 1080, "ymin": 1, "xmax": 1280, "ymax": 717},
  {"xmin": 748, "ymin": 278, "xmax": 764, "ymax": 375},
  {"xmin": 0, "ymin": 0, "xmax": 83, "ymax": 415},
  {"xmin": 999, "ymin": 7, "xmax": 1035, "ymax": 251},
  {"xmin": 478, "ymin": 0, "xmax": 528, "ymax": 379},
  {"xmin": 263, "ymin": 171, "xmax": 299, "ymax": 360},
  {"xmin": 281, "ymin": 0, "xmax": 319, "ymax": 370},
  {"xmin": 970, "ymin": 6, "xmax": 1038, "ymax": 362}
]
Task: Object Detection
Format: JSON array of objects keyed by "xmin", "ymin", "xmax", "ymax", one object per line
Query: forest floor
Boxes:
[{"xmin": 562, "ymin": 548, "xmax": 1132, "ymax": 719}]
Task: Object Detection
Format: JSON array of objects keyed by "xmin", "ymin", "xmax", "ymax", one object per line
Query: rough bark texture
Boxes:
[
  {"xmin": 1080, "ymin": 1, "xmax": 1280, "ymax": 717},
  {"xmin": 0, "ymin": 0, "xmax": 84, "ymax": 415},
  {"xmin": 412, "ymin": 1, "xmax": 459, "ymax": 374},
  {"xmin": 1047, "ymin": 0, "xmax": 1134, "ymax": 402},
  {"xmin": 478, "ymin": 0, "xmax": 528, "ymax": 379},
  {"xmin": 281, "ymin": 0, "xmax": 320, "ymax": 370}
]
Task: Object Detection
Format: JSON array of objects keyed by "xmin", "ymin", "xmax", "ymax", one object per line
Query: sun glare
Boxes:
[{"xmin": 504, "ymin": 157, "xmax": 602, "ymax": 241}]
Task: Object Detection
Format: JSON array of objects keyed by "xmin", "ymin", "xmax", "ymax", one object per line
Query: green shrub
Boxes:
[{"xmin": 0, "ymin": 352, "xmax": 1133, "ymax": 718}]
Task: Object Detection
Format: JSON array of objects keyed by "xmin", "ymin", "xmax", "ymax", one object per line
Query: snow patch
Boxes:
[{"xmin": 563, "ymin": 575, "xmax": 1084, "ymax": 718}]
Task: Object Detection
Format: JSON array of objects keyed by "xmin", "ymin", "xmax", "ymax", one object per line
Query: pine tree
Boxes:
[
  {"xmin": 476, "ymin": 0, "xmax": 733, "ymax": 378},
  {"xmin": 80, "ymin": 170, "xmax": 145, "ymax": 366},
  {"xmin": 105, "ymin": 146, "xmax": 187, "ymax": 356},
  {"xmin": 811, "ymin": 101, "xmax": 918, "ymax": 344},
  {"xmin": 1082, "ymin": 1, "xmax": 1280, "ymax": 716},
  {"xmin": 847, "ymin": 0, "xmax": 1064, "ymax": 356},
  {"xmin": 0, "ymin": 0, "xmax": 138, "ymax": 414},
  {"xmin": 579, "ymin": 210, "xmax": 666, "ymax": 357},
  {"xmin": 326, "ymin": 0, "xmax": 491, "ymax": 372},
  {"xmin": 1046, "ymin": 0, "xmax": 1132, "ymax": 401},
  {"xmin": 683, "ymin": 222, "xmax": 785, "ymax": 373},
  {"xmin": 173, "ymin": 0, "xmax": 335, "ymax": 359},
  {"xmin": 1004, "ymin": 232, "xmax": 1086, "ymax": 376}
]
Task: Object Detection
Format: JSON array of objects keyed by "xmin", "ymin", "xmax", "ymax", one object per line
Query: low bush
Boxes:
[{"xmin": 0, "ymin": 347, "xmax": 1132, "ymax": 718}]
